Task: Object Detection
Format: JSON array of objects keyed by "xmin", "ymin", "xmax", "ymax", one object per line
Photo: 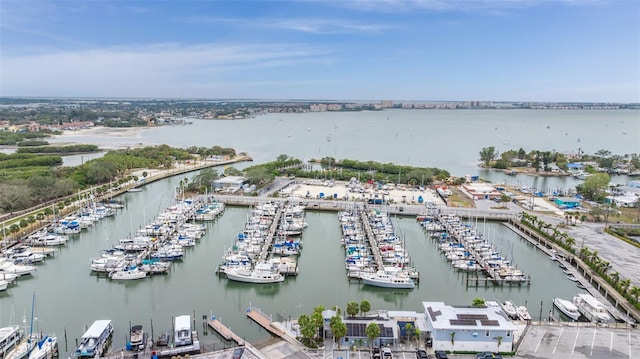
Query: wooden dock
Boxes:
[
  {"xmin": 207, "ymin": 319, "xmax": 244, "ymax": 344},
  {"xmin": 246, "ymin": 307, "xmax": 285, "ymax": 337}
]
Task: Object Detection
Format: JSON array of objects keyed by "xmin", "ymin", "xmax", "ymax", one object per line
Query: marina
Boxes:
[{"xmin": 0, "ymin": 110, "xmax": 638, "ymax": 358}]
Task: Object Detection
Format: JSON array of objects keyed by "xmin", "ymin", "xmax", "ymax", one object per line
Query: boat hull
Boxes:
[
  {"xmin": 361, "ymin": 277, "xmax": 415, "ymax": 289},
  {"xmin": 553, "ymin": 298, "xmax": 581, "ymax": 321}
]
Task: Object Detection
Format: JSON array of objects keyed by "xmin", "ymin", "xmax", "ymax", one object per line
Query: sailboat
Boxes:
[{"xmin": 5, "ymin": 292, "xmax": 36, "ymax": 359}]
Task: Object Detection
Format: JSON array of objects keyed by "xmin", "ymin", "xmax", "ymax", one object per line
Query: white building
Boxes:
[{"xmin": 423, "ymin": 302, "xmax": 515, "ymax": 353}]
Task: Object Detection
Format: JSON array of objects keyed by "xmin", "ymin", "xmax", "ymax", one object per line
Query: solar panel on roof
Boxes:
[
  {"xmin": 457, "ymin": 314, "xmax": 488, "ymax": 320},
  {"xmin": 428, "ymin": 307, "xmax": 442, "ymax": 321},
  {"xmin": 480, "ymin": 320, "xmax": 500, "ymax": 326},
  {"xmin": 449, "ymin": 319, "xmax": 477, "ymax": 326}
]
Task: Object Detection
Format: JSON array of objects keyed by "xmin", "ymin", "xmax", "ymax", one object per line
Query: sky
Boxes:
[{"xmin": 1, "ymin": 0, "xmax": 639, "ymax": 102}]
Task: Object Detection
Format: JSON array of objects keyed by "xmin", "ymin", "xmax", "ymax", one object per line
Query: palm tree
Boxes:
[
  {"xmin": 579, "ymin": 247, "xmax": 591, "ymax": 261},
  {"xmin": 620, "ymin": 279, "xmax": 631, "ymax": 294},
  {"xmin": 610, "ymin": 272, "xmax": 620, "ymax": 286},
  {"xmin": 360, "ymin": 300, "xmax": 371, "ymax": 317},
  {"xmin": 588, "ymin": 250, "xmax": 599, "ymax": 265},
  {"xmin": 450, "ymin": 331, "xmax": 456, "ymax": 352},
  {"xmin": 346, "ymin": 301, "xmax": 359, "ymax": 317},
  {"xmin": 365, "ymin": 322, "xmax": 381, "ymax": 349},
  {"xmin": 404, "ymin": 323, "xmax": 415, "ymax": 343},
  {"xmin": 472, "ymin": 297, "xmax": 486, "ymax": 307},
  {"xmin": 494, "ymin": 335, "xmax": 503, "ymax": 353},
  {"xmin": 330, "ymin": 316, "xmax": 347, "ymax": 348},
  {"xmin": 564, "ymin": 236, "xmax": 575, "ymax": 248},
  {"xmin": 629, "ymin": 286, "xmax": 640, "ymax": 303}
]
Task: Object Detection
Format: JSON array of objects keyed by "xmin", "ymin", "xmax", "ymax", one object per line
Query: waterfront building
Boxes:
[
  {"xmin": 212, "ymin": 176, "xmax": 248, "ymax": 192},
  {"xmin": 553, "ymin": 197, "xmax": 582, "ymax": 209},
  {"xmin": 422, "ymin": 301, "xmax": 515, "ymax": 353}
]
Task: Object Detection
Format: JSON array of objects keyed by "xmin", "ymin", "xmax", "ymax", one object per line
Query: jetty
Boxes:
[
  {"xmin": 246, "ymin": 306, "xmax": 286, "ymax": 337},
  {"xmin": 207, "ymin": 318, "xmax": 244, "ymax": 344}
]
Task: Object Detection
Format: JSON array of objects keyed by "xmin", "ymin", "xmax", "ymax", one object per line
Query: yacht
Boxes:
[
  {"xmin": 500, "ymin": 300, "xmax": 518, "ymax": 319},
  {"xmin": 553, "ymin": 297, "xmax": 581, "ymax": 321},
  {"xmin": 28, "ymin": 335, "xmax": 57, "ymax": 359},
  {"xmin": 109, "ymin": 265, "xmax": 147, "ymax": 280},
  {"xmin": 74, "ymin": 320, "xmax": 113, "ymax": 358},
  {"xmin": 516, "ymin": 305, "xmax": 532, "ymax": 321},
  {"xmin": 572, "ymin": 294, "xmax": 612, "ymax": 323},
  {"xmin": 225, "ymin": 262, "xmax": 285, "ymax": 284},
  {"xmin": 0, "ymin": 326, "xmax": 22, "ymax": 357},
  {"xmin": 360, "ymin": 269, "xmax": 415, "ymax": 289}
]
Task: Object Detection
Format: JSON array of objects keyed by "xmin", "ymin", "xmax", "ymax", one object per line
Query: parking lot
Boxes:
[{"xmin": 516, "ymin": 325, "xmax": 640, "ymax": 359}]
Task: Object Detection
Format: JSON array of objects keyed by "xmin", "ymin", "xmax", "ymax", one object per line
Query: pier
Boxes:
[
  {"xmin": 246, "ymin": 307, "xmax": 285, "ymax": 338},
  {"xmin": 358, "ymin": 208, "xmax": 385, "ymax": 271},
  {"xmin": 206, "ymin": 319, "xmax": 244, "ymax": 344}
]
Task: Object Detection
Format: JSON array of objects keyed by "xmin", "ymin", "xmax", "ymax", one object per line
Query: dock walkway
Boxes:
[
  {"xmin": 246, "ymin": 307, "xmax": 285, "ymax": 337},
  {"xmin": 207, "ymin": 319, "xmax": 244, "ymax": 344},
  {"xmin": 358, "ymin": 208, "xmax": 384, "ymax": 271}
]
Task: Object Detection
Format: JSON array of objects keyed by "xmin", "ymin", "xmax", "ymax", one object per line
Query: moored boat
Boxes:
[
  {"xmin": 516, "ymin": 305, "xmax": 532, "ymax": 321},
  {"xmin": 572, "ymin": 293, "xmax": 612, "ymax": 323},
  {"xmin": 127, "ymin": 325, "xmax": 146, "ymax": 351},
  {"xmin": 360, "ymin": 269, "xmax": 415, "ymax": 289},
  {"xmin": 74, "ymin": 320, "xmax": 113, "ymax": 358},
  {"xmin": 0, "ymin": 325, "xmax": 22, "ymax": 357},
  {"xmin": 109, "ymin": 265, "xmax": 147, "ymax": 280},
  {"xmin": 225, "ymin": 262, "xmax": 285, "ymax": 284},
  {"xmin": 500, "ymin": 300, "xmax": 518, "ymax": 319},
  {"xmin": 553, "ymin": 297, "xmax": 581, "ymax": 321},
  {"xmin": 28, "ymin": 335, "xmax": 57, "ymax": 359}
]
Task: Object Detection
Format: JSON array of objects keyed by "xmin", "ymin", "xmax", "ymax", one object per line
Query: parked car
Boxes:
[
  {"xmin": 416, "ymin": 349, "xmax": 429, "ymax": 359},
  {"xmin": 231, "ymin": 347, "xmax": 244, "ymax": 359},
  {"xmin": 434, "ymin": 351, "xmax": 448, "ymax": 359},
  {"xmin": 382, "ymin": 347, "xmax": 393, "ymax": 358},
  {"xmin": 476, "ymin": 352, "xmax": 502, "ymax": 359}
]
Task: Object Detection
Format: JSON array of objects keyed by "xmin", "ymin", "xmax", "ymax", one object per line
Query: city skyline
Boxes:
[{"xmin": 1, "ymin": 0, "xmax": 639, "ymax": 102}]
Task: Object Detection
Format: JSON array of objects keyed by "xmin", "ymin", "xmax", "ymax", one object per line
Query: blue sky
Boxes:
[{"xmin": 1, "ymin": 0, "xmax": 638, "ymax": 102}]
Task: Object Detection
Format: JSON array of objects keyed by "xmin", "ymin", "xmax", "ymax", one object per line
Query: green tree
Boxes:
[
  {"xmin": 494, "ymin": 335, "xmax": 503, "ymax": 352},
  {"xmin": 404, "ymin": 323, "xmax": 415, "ymax": 342},
  {"xmin": 577, "ymin": 172, "xmax": 610, "ymax": 201},
  {"xmin": 629, "ymin": 286, "xmax": 640, "ymax": 303},
  {"xmin": 450, "ymin": 331, "xmax": 456, "ymax": 352},
  {"xmin": 298, "ymin": 314, "xmax": 317, "ymax": 347},
  {"xmin": 479, "ymin": 146, "xmax": 498, "ymax": 166},
  {"xmin": 472, "ymin": 297, "xmax": 486, "ymax": 307},
  {"xmin": 360, "ymin": 300, "xmax": 371, "ymax": 316},
  {"xmin": 330, "ymin": 315, "xmax": 347, "ymax": 348},
  {"xmin": 365, "ymin": 322, "xmax": 381, "ymax": 349},
  {"xmin": 346, "ymin": 301, "xmax": 359, "ymax": 317},
  {"xmin": 500, "ymin": 194, "xmax": 511, "ymax": 208}
]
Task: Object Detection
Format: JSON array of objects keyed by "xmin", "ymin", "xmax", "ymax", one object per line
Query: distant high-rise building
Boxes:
[{"xmin": 381, "ymin": 100, "xmax": 394, "ymax": 108}]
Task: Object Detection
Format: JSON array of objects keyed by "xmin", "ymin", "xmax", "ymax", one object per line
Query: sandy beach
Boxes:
[{"xmin": 49, "ymin": 126, "xmax": 153, "ymax": 149}]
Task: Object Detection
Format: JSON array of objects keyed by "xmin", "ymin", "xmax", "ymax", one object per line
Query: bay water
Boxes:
[{"xmin": 2, "ymin": 109, "xmax": 638, "ymax": 355}]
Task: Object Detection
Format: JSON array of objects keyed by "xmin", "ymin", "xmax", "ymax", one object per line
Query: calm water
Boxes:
[
  {"xmin": 54, "ymin": 109, "xmax": 640, "ymax": 189},
  {"xmin": 3, "ymin": 109, "xmax": 639, "ymax": 355}
]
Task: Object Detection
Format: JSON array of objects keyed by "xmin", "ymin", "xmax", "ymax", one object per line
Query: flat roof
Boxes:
[
  {"xmin": 422, "ymin": 302, "xmax": 515, "ymax": 331},
  {"xmin": 82, "ymin": 320, "xmax": 112, "ymax": 338}
]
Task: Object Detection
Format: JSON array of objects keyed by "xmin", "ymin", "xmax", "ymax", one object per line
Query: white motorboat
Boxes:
[
  {"xmin": 28, "ymin": 335, "xmax": 57, "ymax": 359},
  {"xmin": 0, "ymin": 325, "xmax": 22, "ymax": 357},
  {"xmin": 0, "ymin": 280, "xmax": 9, "ymax": 291},
  {"xmin": 572, "ymin": 293, "xmax": 612, "ymax": 323},
  {"xmin": 225, "ymin": 262, "xmax": 285, "ymax": 284},
  {"xmin": 516, "ymin": 305, "xmax": 532, "ymax": 321},
  {"xmin": 360, "ymin": 269, "xmax": 415, "ymax": 289},
  {"xmin": 128, "ymin": 325, "xmax": 146, "ymax": 351},
  {"xmin": 109, "ymin": 266, "xmax": 147, "ymax": 280},
  {"xmin": 553, "ymin": 297, "xmax": 581, "ymax": 321},
  {"xmin": 500, "ymin": 300, "xmax": 518, "ymax": 319},
  {"xmin": 0, "ymin": 259, "xmax": 36, "ymax": 276}
]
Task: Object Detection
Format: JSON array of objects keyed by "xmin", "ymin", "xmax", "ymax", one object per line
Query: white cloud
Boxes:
[
  {"xmin": 334, "ymin": 0, "xmax": 607, "ymax": 13},
  {"xmin": 1, "ymin": 42, "xmax": 333, "ymax": 98},
  {"xmin": 183, "ymin": 16, "xmax": 395, "ymax": 34}
]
